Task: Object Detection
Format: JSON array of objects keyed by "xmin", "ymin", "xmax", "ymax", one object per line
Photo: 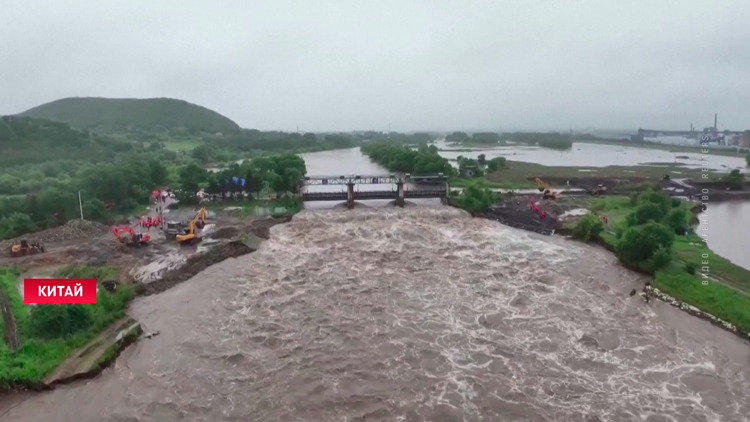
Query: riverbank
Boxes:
[
  {"xmin": 0, "ymin": 266, "xmax": 135, "ymax": 392},
  {"xmin": 452, "ymin": 188, "xmax": 750, "ymax": 340},
  {"xmin": 574, "ymin": 138, "xmax": 750, "ymax": 158},
  {"xmin": 562, "ymin": 196, "xmax": 750, "ymax": 337},
  {"xmin": 0, "ymin": 214, "xmax": 292, "ymax": 393}
]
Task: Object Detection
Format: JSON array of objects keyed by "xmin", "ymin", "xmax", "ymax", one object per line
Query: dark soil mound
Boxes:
[{"xmin": 138, "ymin": 241, "xmax": 253, "ymax": 296}]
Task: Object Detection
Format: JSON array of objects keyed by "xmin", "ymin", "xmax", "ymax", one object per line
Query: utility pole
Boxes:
[{"xmin": 78, "ymin": 191, "xmax": 84, "ymax": 220}]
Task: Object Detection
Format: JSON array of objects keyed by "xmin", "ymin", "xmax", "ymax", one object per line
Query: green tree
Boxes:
[
  {"xmin": 245, "ymin": 168, "xmax": 264, "ymax": 199},
  {"xmin": 723, "ymin": 169, "xmax": 744, "ymax": 190},
  {"xmin": 637, "ymin": 189, "xmax": 672, "ymax": 215},
  {"xmin": 664, "ymin": 207, "xmax": 688, "ymax": 234},
  {"xmin": 487, "ymin": 157, "xmax": 506, "ymax": 171},
  {"xmin": 178, "ymin": 162, "xmax": 207, "ymax": 193},
  {"xmin": 82, "ymin": 198, "xmax": 107, "ymax": 221},
  {"xmin": 265, "ymin": 171, "xmax": 283, "ymax": 197},
  {"xmin": 0, "ymin": 212, "xmax": 36, "ymax": 239},
  {"xmin": 191, "ymin": 145, "xmax": 212, "ymax": 164},
  {"xmin": 572, "ymin": 214, "xmax": 604, "ymax": 242},
  {"xmin": 453, "ymin": 181, "xmax": 494, "ymax": 211},
  {"xmin": 477, "ymin": 154, "xmax": 487, "ymax": 165},
  {"xmin": 616, "ymin": 222, "xmax": 674, "ymax": 267},
  {"xmin": 625, "ymin": 202, "xmax": 666, "ymax": 227},
  {"xmin": 149, "ymin": 160, "xmax": 169, "ymax": 187},
  {"xmin": 746, "ymin": 153, "xmax": 750, "ymax": 167}
]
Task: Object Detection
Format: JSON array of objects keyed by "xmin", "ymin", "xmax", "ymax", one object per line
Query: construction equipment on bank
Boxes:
[
  {"xmin": 592, "ymin": 184, "xmax": 607, "ymax": 195},
  {"xmin": 9, "ymin": 239, "xmax": 46, "ymax": 257},
  {"xmin": 112, "ymin": 226, "xmax": 150, "ymax": 247},
  {"xmin": 176, "ymin": 207, "xmax": 207, "ymax": 245},
  {"xmin": 528, "ymin": 198, "xmax": 549, "ymax": 220},
  {"xmin": 534, "ymin": 178, "xmax": 559, "ymax": 200}
]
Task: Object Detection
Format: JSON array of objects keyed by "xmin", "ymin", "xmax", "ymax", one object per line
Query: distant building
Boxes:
[
  {"xmin": 214, "ymin": 132, "xmax": 223, "ymax": 138},
  {"xmin": 460, "ymin": 165, "xmax": 478, "ymax": 178},
  {"xmin": 743, "ymin": 131, "xmax": 750, "ymax": 148}
]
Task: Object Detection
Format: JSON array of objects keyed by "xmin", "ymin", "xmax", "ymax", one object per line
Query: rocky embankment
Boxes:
[{"xmin": 640, "ymin": 285, "xmax": 750, "ymax": 342}]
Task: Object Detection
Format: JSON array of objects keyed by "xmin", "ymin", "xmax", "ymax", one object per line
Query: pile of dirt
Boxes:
[
  {"xmin": 137, "ymin": 241, "xmax": 253, "ymax": 296},
  {"xmin": 209, "ymin": 227, "xmax": 240, "ymax": 240},
  {"xmin": 471, "ymin": 195, "xmax": 564, "ymax": 235},
  {"xmin": 0, "ymin": 219, "xmax": 109, "ymax": 250},
  {"xmin": 244, "ymin": 216, "xmax": 292, "ymax": 239}
]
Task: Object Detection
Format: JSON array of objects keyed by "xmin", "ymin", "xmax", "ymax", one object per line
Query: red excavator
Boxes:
[
  {"xmin": 112, "ymin": 226, "xmax": 151, "ymax": 247},
  {"xmin": 529, "ymin": 198, "xmax": 548, "ymax": 219}
]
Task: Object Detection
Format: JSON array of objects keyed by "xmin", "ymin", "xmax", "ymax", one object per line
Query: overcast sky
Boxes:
[{"xmin": 1, "ymin": 0, "xmax": 749, "ymax": 132}]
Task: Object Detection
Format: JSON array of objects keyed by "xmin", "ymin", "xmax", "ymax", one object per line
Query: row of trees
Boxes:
[
  {"xmin": 574, "ymin": 189, "xmax": 690, "ymax": 273},
  {"xmin": 360, "ymin": 143, "xmax": 454, "ymax": 175},
  {"xmin": 176, "ymin": 154, "xmax": 307, "ymax": 204}
]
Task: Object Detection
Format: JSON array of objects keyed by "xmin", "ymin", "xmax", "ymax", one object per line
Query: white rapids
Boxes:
[{"xmin": 2, "ymin": 207, "xmax": 749, "ymax": 422}]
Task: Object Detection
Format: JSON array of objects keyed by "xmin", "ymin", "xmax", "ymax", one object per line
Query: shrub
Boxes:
[
  {"xmin": 664, "ymin": 207, "xmax": 688, "ymax": 234},
  {"xmin": 616, "ymin": 222, "xmax": 674, "ymax": 266},
  {"xmin": 626, "ymin": 202, "xmax": 665, "ymax": 227},
  {"xmin": 571, "ymin": 214, "xmax": 604, "ymax": 242},
  {"xmin": 30, "ymin": 304, "xmax": 94, "ymax": 339},
  {"xmin": 637, "ymin": 189, "xmax": 671, "ymax": 215},
  {"xmin": 649, "ymin": 246, "xmax": 673, "ymax": 272},
  {"xmin": 629, "ymin": 192, "xmax": 640, "ymax": 206},
  {"xmin": 686, "ymin": 262, "xmax": 697, "ymax": 275},
  {"xmin": 670, "ymin": 197, "xmax": 681, "ymax": 208},
  {"xmin": 453, "ymin": 181, "xmax": 495, "ymax": 211}
]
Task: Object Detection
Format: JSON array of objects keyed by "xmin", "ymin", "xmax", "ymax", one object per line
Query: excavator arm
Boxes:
[{"xmin": 176, "ymin": 208, "xmax": 206, "ymax": 243}]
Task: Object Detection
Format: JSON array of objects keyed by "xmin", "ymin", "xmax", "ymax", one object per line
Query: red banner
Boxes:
[{"xmin": 23, "ymin": 279, "xmax": 98, "ymax": 304}]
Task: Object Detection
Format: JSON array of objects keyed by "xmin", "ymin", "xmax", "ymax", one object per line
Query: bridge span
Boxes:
[{"xmin": 299, "ymin": 174, "xmax": 449, "ymax": 209}]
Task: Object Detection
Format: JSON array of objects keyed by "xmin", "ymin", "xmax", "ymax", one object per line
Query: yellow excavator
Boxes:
[
  {"xmin": 534, "ymin": 178, "xmax": 559, "ymax": 200},
  {"xmin": 176, "ymin": 207, "xmax": 207, "ymax": 244}
]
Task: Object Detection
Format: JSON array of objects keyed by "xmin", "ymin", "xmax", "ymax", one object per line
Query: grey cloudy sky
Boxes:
[{"xmin": 1, "ymin": 0, "xmax": 749, "ymax": 132}]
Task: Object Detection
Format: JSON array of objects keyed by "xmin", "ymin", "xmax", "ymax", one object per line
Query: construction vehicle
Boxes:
[
  {"xmin": 534, "ymin": 178, "xmax": 559, "ymax": 200},
  {"xmin": 163, "ymin": 220, "xmax": 187, "ymax": 240},
  {"xmin": 9, "ymin": 239, "xmax": 45, "ymax": 257},
  {"xmin": 592, "ymin": 184, "xmax": 607, "ymax": 195},
  {"xmin": 112, "ymin": 226, "xmax": 150, "ymax": 247},
  {"xmin": 176, "ymin": 207, "xmax": 207, "ymax": 245}
]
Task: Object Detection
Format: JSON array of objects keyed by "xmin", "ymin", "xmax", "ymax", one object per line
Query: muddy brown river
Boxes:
[{"xmin": 2, "ymin": 207, "xmax": 749, "ymax": 421}]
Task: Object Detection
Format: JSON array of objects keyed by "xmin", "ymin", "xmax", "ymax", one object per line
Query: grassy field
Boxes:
[
  {"xmin": 483, "ymin": 161, "xmax": 723, "ymax": 185},
  {"xmin": 575, "ymin": 196, "xmax": 750, "ymax": 333},
  {"xmin": 163, "ymin": 140, "xmax": 202, "ymax": 151},
  {"xmin": 0, "ymin": 266, "xmax": 133, "ymax": 387},
  {"xmin": 574, "ymin": 138, "xmax": 749, "ymax": 157}
]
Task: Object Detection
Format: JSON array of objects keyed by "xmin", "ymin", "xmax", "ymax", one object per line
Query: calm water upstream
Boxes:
[
  {"xmin": 434, "ymin": 140, "xmax": 747, "ymax": 171},
  {"xmin": 699, "ymin": 201, "xmax": 750, "ymax": 272},
  {"xmin": 2, "ymin": 207, "xmax": 749, "ymax": 421}
]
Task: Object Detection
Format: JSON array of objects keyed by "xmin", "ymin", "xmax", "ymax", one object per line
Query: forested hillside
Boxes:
[
  {"xmin": 19, "ymin": 97, "xmax": 240, "ymax": 139},
  {"xmin": 0, "ymin": 116, "xmax": 134, "ymax": 166}
]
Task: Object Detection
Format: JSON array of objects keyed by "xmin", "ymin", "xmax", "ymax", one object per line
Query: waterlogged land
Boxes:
[{"xmin": 3, "ymin": 207, "xmax": 749, "ymax": 421}]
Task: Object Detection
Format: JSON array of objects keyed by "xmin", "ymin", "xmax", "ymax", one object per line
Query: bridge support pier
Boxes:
[
  {"xmin": 396, "ymin": 180, "xmax": 404, "ymax": 207},
  {"xmin": 347, "ymin": 182, "xmax": 355, "ymax": 209}
]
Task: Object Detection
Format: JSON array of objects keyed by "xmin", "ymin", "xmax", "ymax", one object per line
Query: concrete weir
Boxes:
[{"xmin": 300, "ymin": 173, "xmax": 450, "ymax": 209}]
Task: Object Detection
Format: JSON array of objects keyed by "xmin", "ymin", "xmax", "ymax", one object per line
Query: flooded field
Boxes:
[{"xmin": 2, "ymin": 207, "xmax": 749, "ymax": 421}]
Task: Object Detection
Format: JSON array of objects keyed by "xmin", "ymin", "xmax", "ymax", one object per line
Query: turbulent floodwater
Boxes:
[{"xmin": 3, "ymin": 208, "xmax": 750, "ymax": 422}]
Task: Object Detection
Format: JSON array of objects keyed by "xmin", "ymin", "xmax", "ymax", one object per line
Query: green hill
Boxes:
[
  {"xmin": 0, "ymin": 116, "xmax": 132, "ymax": 166},
  {"xmin": 19, "ymin": 97, "xmax": 241, "ymax": 138}
]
